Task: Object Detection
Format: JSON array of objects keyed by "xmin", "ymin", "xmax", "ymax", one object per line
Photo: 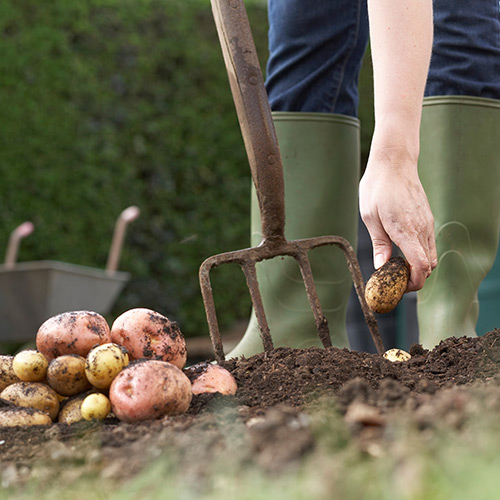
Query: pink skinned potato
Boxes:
[
  {"xmin": 109, "ymin": 359, "xmax": 192, "ymax": 422},
  {"xmin": 110, "ymin": 308, "xmax": 187, "ymax": 369},
  {"xmin": 36, "ymin": 311, "xmax": 112, "ymax": 361},
  {"xmin": 184, "ymin": 362, "xmax": 237, "ymax": 396}
]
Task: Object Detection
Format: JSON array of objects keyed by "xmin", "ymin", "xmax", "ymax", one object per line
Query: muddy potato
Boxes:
[
  {"xmin": 46, "ymin": 354, "xmax": 91, "ymax": 397},
  {"xmin": 365, "ymin": 256, "xmax": 410, "ymax": 314},
  {"xmin": 1, "ymin": 382, "xmax": 60, "ymax": 421},
  {"xmin": 110, "ymin": 308, "xmax": 187, "ymax": 369},
  {"xmin": 36, "ymin": 310, "xmax": 112, "ymax": 361},
  {"xmin": 185, "ymin": 362, "xmax": 238, "ymax": 396},
  {"xmin": 58, "ymin": 392, "xmax": 92, "ymax": 424},
  {"xmin": 383, "ymin": 348, "xmax": 412, "ymax": 362},
  {"xmin": 81, "ymin": 393, "xmax": 111, "ymax": 421},
  {"xmin": 13, "ymin": 350, "xmax": 49, "ymax": 382},
  {"xmin": 0, "ymin": 406, "xmax": 53, "ymax": 427},
  {"xmin": 0, "ymin": 355, "xmax": 21, "ymax": 391},
  {"xmin": 109, "ymin": 359, "xmax": 192, "ymax": 422},
  {"xmin": 85, "ymin": 343, "xmax": 129, "ymax": 390}
]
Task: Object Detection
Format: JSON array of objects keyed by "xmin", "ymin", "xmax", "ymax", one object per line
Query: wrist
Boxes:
[{"xmin": 370, "ymin": 121, "xmax": 421, "ymax": 166}]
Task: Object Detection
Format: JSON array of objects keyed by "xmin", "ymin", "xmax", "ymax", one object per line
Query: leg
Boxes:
[{"xmin": 417, "ymin": 0, "xmax": 500, "ymax": 347}]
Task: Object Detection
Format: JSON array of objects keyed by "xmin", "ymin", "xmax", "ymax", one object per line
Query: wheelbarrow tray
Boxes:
[{"xmin": 0, "ymin": 260, "xmax": 129, "ymax": 342}]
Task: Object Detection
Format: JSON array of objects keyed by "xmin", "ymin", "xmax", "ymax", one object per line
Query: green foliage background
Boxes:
[{"xmin": 0, "ymin": 0, "xmax": 374, "ymax": 338}]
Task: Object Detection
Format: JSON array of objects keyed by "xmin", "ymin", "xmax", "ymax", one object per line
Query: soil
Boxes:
[{"xmin": 2, "ymin": 329, "xmax": 500, "ymax": 487}]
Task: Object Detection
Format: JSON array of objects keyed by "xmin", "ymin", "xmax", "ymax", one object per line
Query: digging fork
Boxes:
[{"xmin": 200, "ymin": 0, "xmax": 383, "ymax": 363}]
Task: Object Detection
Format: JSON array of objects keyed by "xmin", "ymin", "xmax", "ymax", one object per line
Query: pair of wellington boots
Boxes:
[{"xmin": 227, "ymin": 97, "xmax": 500, "ymax": 359}]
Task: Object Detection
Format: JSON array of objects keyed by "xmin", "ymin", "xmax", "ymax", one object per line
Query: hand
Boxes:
[{"xmin": 359, "ymin": 146, "xmax": 438, "ymax": 291}]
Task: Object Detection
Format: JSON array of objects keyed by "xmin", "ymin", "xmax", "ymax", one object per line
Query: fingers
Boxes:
[
  {"xmin": 399, "ymin": 230, "xmax": 437, "ymax": 292},
  {"xmin": 362, "ymin": 211, "xmax": 437, "ymax": 293},
  {"xmin": 406, "ymin": 253, "xmax": 432, "ymax": 291},
  {"xmin": 366, "ymin": 221, "xmax": 393, "ymax": 270}
]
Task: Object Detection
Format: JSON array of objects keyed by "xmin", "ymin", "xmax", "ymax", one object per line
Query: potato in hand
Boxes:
[{"xmin": 365, "ymin": 256, "xmax": 410, "ymax": 314}]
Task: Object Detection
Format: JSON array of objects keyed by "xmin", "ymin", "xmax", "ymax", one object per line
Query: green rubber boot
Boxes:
[
  {"xmin": 227, "ymin": 112, "xmax": 361, "ymax": 358},
  {"xmin": 417, "ymin": 96, "xmax": 500, "ymax": 348}
]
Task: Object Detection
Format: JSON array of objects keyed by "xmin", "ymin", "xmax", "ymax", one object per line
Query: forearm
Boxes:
[
  {"xmin": 368, "ymin": 0, "xmax": 433, "ymax": 160},
  {"xmin": 361, "ymin": 0, "xmax": 436, "ymax": 289}
]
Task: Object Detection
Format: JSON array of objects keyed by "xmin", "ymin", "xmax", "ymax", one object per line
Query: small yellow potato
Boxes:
[
  {"xmin": 13, "ymin": 350, "xmax": 49, "ymax": 382},
  {"xmin": 81, "ymin": 393, "xmax": 111, "ymax": 421},
  {"xmin": 383, "ymin": 348, "xmax": 412, "ymax": 362},
  {"xmin": 185, "ymin": 362, "xmax": 238, "ymax": 396},
  {"xmin": 36, "ymin": 310, "xmax": 112, "ymax": 361},
  {"xmin": 0, "ymin": 406, "xmax": 52, "ymax": 427},
  {"xmin": 46, "ymin": 354, "xmax": 91, "ymax": 397},
  {"xmin": 85, "ymin": 343, "xmax": 129, "ymax": 390},
  {"xmin": 365, "ymin": 256, "xmax": 410, "ymax": 314},
  {"xmin": 111, "ymin": 308, "xmax": 187, "ymax": 369},
  {"xmin": 0, "ymin": 355, "xmax": 21, "ymax": 391},
  {"xmin": 0, "ymin": 382, "xmax": 60, "ymax": 421}
]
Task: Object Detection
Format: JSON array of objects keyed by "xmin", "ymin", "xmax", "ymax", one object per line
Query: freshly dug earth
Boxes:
[{"xmin": 1, "ymin": 330, "xmax": 500, "ymax": 486}]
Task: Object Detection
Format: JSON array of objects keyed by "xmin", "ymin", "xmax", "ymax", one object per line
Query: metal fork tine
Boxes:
[
  {"xmin": 295, "ymin": 250, "xmax": 332, "ymax": 349},
  {"xmin": 199, "ymin": 258, "xmax": 226, "ymax": 363},
  {"xmin": 240, "ymin": 260, "xmax": 274, "ymax": 353}
]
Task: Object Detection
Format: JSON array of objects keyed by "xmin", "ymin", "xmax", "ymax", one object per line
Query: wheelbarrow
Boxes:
[
  {"xmin": 199, "ymin": 0, "xmax": 383, "ymax": 363},
  {"xmin": 0, "ymin": 206, "xmax": 140, "ymax": 343}
]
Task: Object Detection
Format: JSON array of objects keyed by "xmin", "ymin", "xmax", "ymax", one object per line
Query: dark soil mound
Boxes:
[{"xmin": 223, "ymin": 330, "xmax": 500, "ymax": 411}]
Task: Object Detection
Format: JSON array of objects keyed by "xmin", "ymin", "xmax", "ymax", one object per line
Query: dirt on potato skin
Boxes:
[{"xmin": 1, "ymin": 330, "xmax": 500, "ymax": 486}]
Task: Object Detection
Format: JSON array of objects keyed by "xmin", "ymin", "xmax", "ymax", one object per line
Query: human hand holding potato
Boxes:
[{"xmin": 359, "ymin": 155, "xmax": 437, "ymax": 291}]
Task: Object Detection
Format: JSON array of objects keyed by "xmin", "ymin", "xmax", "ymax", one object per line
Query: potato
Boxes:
[
  {"xmin": 81, "ymin": 393, "xmax": 111, "ymax": 421},
  {"xmin": 365, "ymin": 256, "xmax": 410, "ymax": 314},
  {"xmin": 46, "ymin": 354, "xmax": 91, "ymax": 396},
  {"xmin": 1, "ymin": 382, "xmax": 60, "ymax": 421},
  {"xmin": 185, "ymin": 362, "xmax": 238, "ymax": 396},
  {"xmin": 36, "ymin": 310, "xmax": 112, "ymax": 361},
  {"xmin": 58, "ymin": 392, "xmax": 89, "ymax": 424},
  {"xmin": 13, "ymin": 350, "xmax": 49, "ymax": 382},
  {"xmin": 0, "ymin": 406, "xmax": 52, "ymax": 427},
  {"xmin": 85, "ymin": 343, "xmax": 129, "ymax": 390},
  {"xmin": 383, "ymin": 348, "xmax": 412, "ymax": 362},
  {"xmin": 109, "ymin": 360, "xmax": 192, "ymax": 422},
  {"xmin": 110, "ymin": 308, "xmax": 187, "ymax": 369},
  {"xmin": 0, "ymin": 355, "xmax": 21, "ymax": 391}
]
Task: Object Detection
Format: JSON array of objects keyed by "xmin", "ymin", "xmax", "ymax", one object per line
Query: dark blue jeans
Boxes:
[{"xmin": 265, "ymin": 0, "xmax": 500, "ymax": 116}]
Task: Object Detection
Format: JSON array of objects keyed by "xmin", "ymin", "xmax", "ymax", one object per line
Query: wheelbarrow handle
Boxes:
[{"xmin": 211, "ymin": 0, "xmax": 286, "ymax": 244}]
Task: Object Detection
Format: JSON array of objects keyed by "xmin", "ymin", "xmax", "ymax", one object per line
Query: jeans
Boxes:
[{"xmin": 266, "ymin": 0, "xmax": 500, "ymax": 116}]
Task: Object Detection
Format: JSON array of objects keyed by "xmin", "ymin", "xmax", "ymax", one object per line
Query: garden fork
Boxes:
[{"xmin": 199, "ymin": 0, "xmax": 383, "ymax": 363}]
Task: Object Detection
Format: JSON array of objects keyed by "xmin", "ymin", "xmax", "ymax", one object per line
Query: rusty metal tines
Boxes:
[
  {"xmin": 199, "ymin": 234, "xmax": 384, "ymax": 363},
  {"xmin": 202, "ymin": 0, "xmax": 383, "ymax": 363}
]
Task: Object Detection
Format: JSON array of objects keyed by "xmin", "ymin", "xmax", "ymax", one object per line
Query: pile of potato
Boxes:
[{"xmin": 0, "ymin": 308, "xmax": 237, "ymax": 427}]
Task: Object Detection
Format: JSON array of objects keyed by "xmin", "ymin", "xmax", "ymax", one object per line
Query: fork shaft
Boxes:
[{"xmin": 211, "ymin": 0, "xmax": 286, "ymax": 243}]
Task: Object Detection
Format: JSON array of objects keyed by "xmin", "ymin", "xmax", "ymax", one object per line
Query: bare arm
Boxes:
[{"xmin": 359, "ymin": 0, "xmax": 437, "ymax": 291}]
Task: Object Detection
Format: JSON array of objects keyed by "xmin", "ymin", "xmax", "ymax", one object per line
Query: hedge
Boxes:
[{"xmin": 0, "ymin": 0, "xmax": 374, "ymax": 341}]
